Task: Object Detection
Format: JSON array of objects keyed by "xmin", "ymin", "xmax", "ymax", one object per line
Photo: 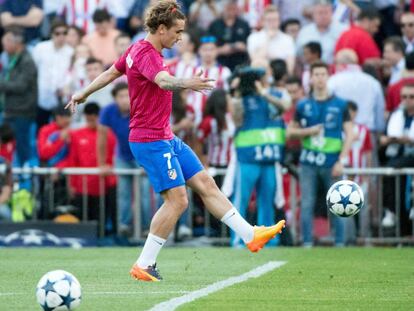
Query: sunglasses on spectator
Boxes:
[
  {"xmin": 402, "ymin": 94, "xmax": 414, "ymax": 99},
  {"xmin": 53, "ymin": 30, "xmax": 67, "ymax": 36},
  {"xmin": 401, "ymin": 23, "xmax": 414, "ymax": 28}
]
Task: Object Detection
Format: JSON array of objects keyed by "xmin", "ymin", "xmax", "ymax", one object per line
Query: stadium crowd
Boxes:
[{"xmin": 0, "ymin": 0, "xmax": 413, "ymax": 246}]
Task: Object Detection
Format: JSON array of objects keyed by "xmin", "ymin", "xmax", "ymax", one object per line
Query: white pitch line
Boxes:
[
  {"xmin": 149, "ymin": 260, "xmax": 287, "ymax": 311},
  {"xmin": 89, "ymin": 291, "xmax": 190, "ymax": 295}
]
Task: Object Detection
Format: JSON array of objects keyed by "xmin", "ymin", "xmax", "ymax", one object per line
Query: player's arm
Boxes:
[
  {"xmin": 286, "ymin": 120, "xmax": 322, "ymax": 140},
  {"xmin": 66, "ymin": 65, "xmax": 122, "ymax": 112},
  {"xmin": 332, "ymin": 120, "xmax": 354, "ymax": 177},
  {"xmin": 154, "ymin": 70, "xmax": 214, "ymax": 92}
]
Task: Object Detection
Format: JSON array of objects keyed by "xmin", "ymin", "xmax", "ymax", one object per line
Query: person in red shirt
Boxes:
[
  {"xmin": 386, "ymin": 52, "xmax": 414, "ymax": 115},
  {"xmin": 68, "ymin": 103, "xmax": 117, "ymax": 235},
  {"xmin": 37, "ymin": 106, "xmax": 72, "ymax": 168},
  {"xmin": 335, "ymin": 7, "xmax": 381, "ymax": 66},
  {"xmin": 66, "ymin": 0, "xmax": 285, "ymax": 282}
]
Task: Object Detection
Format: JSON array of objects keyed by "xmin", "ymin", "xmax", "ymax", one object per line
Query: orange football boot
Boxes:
[
  {"xmin": 246, "ymin": 220, "xmax": 286, "ymax": 252},
  {"xmin": 130, "ymin": 263, "xmax": 162, "ymax": 282}
]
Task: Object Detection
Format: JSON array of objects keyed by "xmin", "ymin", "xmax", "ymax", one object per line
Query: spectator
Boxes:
[
  {"xmin": 272, "ymin": 0, "xmax": 314, "ymax": 24},
  {"xmin": 171, "ymin": 90, "xmax": 195, "ymax": 143},
  {"xmin": 103, "ymin": 0, "xmax": 135, "ymax": 31},
  {"xmin": 66, "ymin": 25, "xmax": 84, "ymax": 48},
  {"xmin": 401, "ymin": 12, "xmax": 414, "ymax": 54},
  {"xmin": 58, "ymin": 0, "xmax": 104, "ymax": 34},
  {"xmin": 68, "ymin": 102, "xmax": 117, "ymax": 235},
  {"xmin": 62, "ymin": 44, "xmax": 92, "ymax": 103},
  {"xmin": 328, "ymin": 49, "xmax": 385, "ymax": 133},
  {"xmin": 334, "ymin": 7, "xmax": 381, "ymax": 66},
  {"xmin": 287, "ymin": 62, "xmax": 353, "ymax": 247},
  {"xmin": 172, "ymin": 32, "xmax": 199, "ymax": 78},
  {"xmin": 188, "ymin": 0, "xmax": 224, "ymax": 31},
  {"xmin": 113, "ymin": 33, "xmax": 131, "ymax": 84},
  {"xmin": 301, "ymin": 41, "xmax": 322, "ymax": 94},
  {"xmin": 0, "ymin": 0, "xmax": 43, "ymax": 45},
  {"xmin": 387, "ymin": 52, "xmax": 414, "ymax": 114},
  {"xmin": 238, "ymin": 0, "xmax": 272, "ymax": 29},
  {"xmin": 247, "ymin": 5, "xmax": 296, "ymax": 73},
  {"xmin": 37, "ymin": 105, "xmax": 72, "ymax": 168},
  {"xmin": 281, "ymin": 18, "xmax": 301, "ymax": 42},
  {"xmin": 97, "ymin": 83, "xmax": 136, "ymax": 236},
  {"xmin": 296, "ymin": 0, "xmax": 347, "ymax": 64},
  {"xmin": 186, "ymin": 36, "xmax": 232, "ymax": 126},
  {"xmin": 0, "ymin": 27, "xmax": 37, "ymax": 167},
  {"xmin": 71, "ymin": 57, "xmax": 111, "ymax": 128},
  {"xmin": 380, "ymin": 83, "xmax": 414, "ymax": 236},
  {"xmin": 82, "ymin": 9, "xmax": 120, "ymax": 67},
  {"xmin": 345, "ymin": 100, "xmax": 372, "ymax": 242},
  {"xmin": 208, "ymin": 0, "xmax": 250, "ymax": 71},
  {"xmin": 32, "ymin": 20, "xmax": 74, "ymax": 130},
  {"xmin": 128, "ymin": 0, "xmax": 152, "ymax": 36},
  {"xmin": 0, "ymin": 124, "xmax": 14, "ymax": 221},
  {"xmin": 383, "ymin": 36, "xmax": 406, "ymax": 85}
]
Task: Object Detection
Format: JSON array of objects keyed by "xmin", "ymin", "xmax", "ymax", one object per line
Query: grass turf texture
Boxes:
[{"xmin": 0, "ymin": 248, "xmax": 413, "ymax": 311}]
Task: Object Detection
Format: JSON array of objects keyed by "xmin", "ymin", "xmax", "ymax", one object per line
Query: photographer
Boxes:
[{"xmin": 229, "ymin": 62, "xmax": 290, "ymax": 247}]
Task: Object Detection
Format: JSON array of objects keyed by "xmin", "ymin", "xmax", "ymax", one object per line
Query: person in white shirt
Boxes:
[
  {"xmin": 383, "ymin": 36, "xmax": 406, "ymax": 85},
  {"xmin": 247, "ymin": 5, "xmax": 296, "ymax": 73},
  {"xmin": 401, "ymin": 12, "xmax": 414, "ymax": 54},
  {"xmin": 296, "ymin": 0, "xmax": 347, "ymax": 64},
  {"xmin": 32, "ymin": 20, "xmax": 74, "ymax": 130},
  {"xmin": 328, "ymin": 48, "xmax": 385, "ymax": 133}
]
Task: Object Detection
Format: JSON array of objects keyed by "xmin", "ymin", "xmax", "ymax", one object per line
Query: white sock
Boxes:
[
  {"xmin": 221, "ymin": 208, "xmax": 254, "ymax": 243},
  {"xmin": 136, "ymin": 233, "xmax": 166, "ymax": 268}
]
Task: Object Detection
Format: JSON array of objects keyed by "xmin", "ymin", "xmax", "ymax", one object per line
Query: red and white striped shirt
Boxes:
[
  {"xmin": 185, "ymin": 64, "xmax": 231, "ymax": 126},
  {"xmin": 347, "ymin": 124, "xmax": 372, "ymax": 173},
  {"xmin": 59, "ymin": 0, "xmax": 107, "ymax": 34},
  {"xmin": 197, "ymin": 113, "xmax": 235, "ymax": 167}
]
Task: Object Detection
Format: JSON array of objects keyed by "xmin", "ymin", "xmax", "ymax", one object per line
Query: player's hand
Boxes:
[
  {"xmin": 99, "ymin": 164, "xmax": 112, "ymax": 176},
  {"xmin": 308, "ymin": 124, "xmax": 323, "ymax": 136},
  {"xmin": 332, "ymin": 161, "xmax": 343, "ymax": 177},
  {"xmin": 65, "ymin": 91, "xmax": 88, "ymax": 113},
  {"xmin": 188, "ymin": 70, "xmax": 215, "ymax": 92}
]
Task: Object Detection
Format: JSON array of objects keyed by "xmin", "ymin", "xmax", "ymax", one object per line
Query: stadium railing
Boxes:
[{"xmin": 4, "ymin": 166, "xmax": 414, "ymax": 245}]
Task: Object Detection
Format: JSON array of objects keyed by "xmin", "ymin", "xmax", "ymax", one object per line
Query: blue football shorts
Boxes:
[{"xmin": 129, "ymin": 136, "xmax": 204, "ymax": 193}]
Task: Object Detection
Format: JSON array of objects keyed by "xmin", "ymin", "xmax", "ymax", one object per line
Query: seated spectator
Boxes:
[
  {"xmin": 281, "ymin": 18, "xmax": 301, "ymax": 42},
  {"xmin": 103, "ymin": 0, "xmax": 135, "ymax": 31},
  {"xmin": 171, "ymin": 31, "xmax": 199, "ymax": 78},
  {"xmin": 0, "ymin": 0, "xmax": 43, "ymax": 46},
  {"xmin": 387, "ymin": 52, "xmax": 414, "ymax": 115},
  {"xmin": 0, "ymin": 124, "xmax": 14, "ymax": 221},
  {"xmin": 273, "ymin": 0, "xmax": 314, "ymax": 25},
  {"xmin": 66, "ymin": 25, "xmax": 85, "ymax": 48},
  {"xmin": 334, "ymin": 7, "xmax": 381, "ymax": 66},
  {"xmin": 33, "ymin": 20, "xmax": 74, "ymax": 130},
  {"xmin": 380, "ymin": 83, "xmax": 414, "ymax": 236},
  {"xmin": 82, "ymin": 9, "xmax": 120, "ymax": 67},
  {"xmin": 247, "ymin": 5, "xmax": 296, "ymax": 73},
  {"xmin": 37, "ymin": 106, "xmax": 72, "ymax": 168},
  {"xmin": 238, "ymin": 0, "xmax": 272, "ymax": 29},
  {"xmin": 400, "ymin": 12, "xmax": 414, "ymax": 54},
  {"xmin": 296, "ymin": 0, "xmax": 347, "ymax": 64},
  {"xmin": 208, "ymin": 0, "xmax": 250, "ymax": 71},
  {"xmin": 68, "ymin": 103, "xmax": 117, "ymax": 235},
  {"xmin": 188, "ymin": 0, "xmax": 224, "ymax": 31},
  {"xmin": 301, "ymin": 41, "xmax": 322, "ymax": 94},
  {"xmin": 0, "ymin": 27, "xmax": 37, "ymax": 167},
  {"xmin": 113, "ymin": 33, "xmax": 131, "ymax": 84},
  {"xmin": 383, "ymin": 36, "xmax": 406, "ymax": 85}
]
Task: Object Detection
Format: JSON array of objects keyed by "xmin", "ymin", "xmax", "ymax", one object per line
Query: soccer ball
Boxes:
[
  {"xmin": 36, "ymin": 270, "xmax": 81, "ymax": 310},
  {"xmin": 326, "ymin": 180, "xmax": 364, "ymax": 217}
]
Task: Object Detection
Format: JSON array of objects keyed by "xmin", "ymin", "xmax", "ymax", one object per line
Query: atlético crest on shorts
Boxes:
[{"xmin": 167, "ymin": 169, "xmax": 177, "ymax": 180}]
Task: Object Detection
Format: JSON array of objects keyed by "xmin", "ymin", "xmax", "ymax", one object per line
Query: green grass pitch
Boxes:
[{"xmin": 0, "ymin": 247, "xmax": 413, "ymax": 310}]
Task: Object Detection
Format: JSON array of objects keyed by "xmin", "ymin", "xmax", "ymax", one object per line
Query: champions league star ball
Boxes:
[
  {"xmin": 326, "ymin": 180, "xmax": 364, "ymax": 217},
  {"xmin": 36, "ymin": 270, "xmax": 81, "ymax": 310}
]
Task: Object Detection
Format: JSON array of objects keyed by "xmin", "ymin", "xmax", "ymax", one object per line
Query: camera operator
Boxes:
[{"xmin": 229, "ymin": 62, "xmax": 290, "ymax": 248}]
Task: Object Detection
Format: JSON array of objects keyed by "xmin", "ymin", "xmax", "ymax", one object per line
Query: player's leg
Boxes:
[
  {"xmin": 129, "ymin": 140, "xmax": 188, "ymax": 281},
  {"xmin": 299, "ymin": 165, "xmax": 318, "ymax": 247},
  {"xmin": 174, "ymin": 137, "xmax": 285, "ymax": 251},
  {"xmin": 231, "ymin": 162, "xmax": 261, "ymax": 247}
]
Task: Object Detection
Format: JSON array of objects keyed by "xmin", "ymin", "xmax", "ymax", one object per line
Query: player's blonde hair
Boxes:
[{"xmin": 144, "ymin": 0, "xmax": 186, "ymax": 34}]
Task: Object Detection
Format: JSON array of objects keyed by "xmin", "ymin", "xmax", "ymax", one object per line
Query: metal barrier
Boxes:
[{"xmin": 5, "ymin": 166, "xmax": 414, "ymax": 245}]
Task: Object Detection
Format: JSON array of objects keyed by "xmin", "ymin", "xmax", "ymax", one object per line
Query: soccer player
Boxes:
[{"xmin": 66, "ymin": 0, "xmax": 285, "ymax": 282}]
